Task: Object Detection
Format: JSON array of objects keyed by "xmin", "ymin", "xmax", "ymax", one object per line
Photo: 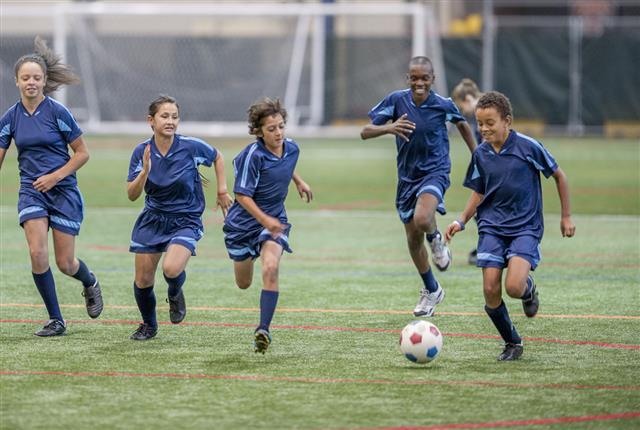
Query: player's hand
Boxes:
[
  {"xmin": 216, "ymin": 192, "xmax": 233, "ymax": 219},
  {"xmin": 32, "ymin": 172, "xmax": 62, "ymax": 193},
  {"xmin": 264, "ymin": 216, "xmax": 285, "ymax": 239},
  {"xmin": 142, "ymin": 143, "xmax": 152, "ymax": 174},
  {"xmin": 388, "ymin": 113, "xmax": 415, "ymax": 142},
  {"xmin": 560, "ymin": 216, "xmax": 575, "ymax": 237},
  {"xmin": 444, "ymin": 221, "xmax": 462, "ymax": 242},
  {"xmin": 296, "ymin": 180, "xmax": 313, "ymax": 203}
]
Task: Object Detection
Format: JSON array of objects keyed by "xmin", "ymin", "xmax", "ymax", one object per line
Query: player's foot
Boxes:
[
  {"xmin": 413, "ymin": 284, "xmax": 445, "ymax": 317},
  {"xmin": 35, "ymin": 319, "xmax": 66, "ymax": 337},
  {"xmin": 254, "ymin": 328, "xmax": 271, "ymax": 354},
  {"xmin": 167, "ymin": 290, "xmax": 186, "ymax": 324},
  {"xmin": 468, "ymin": 248, "xmax": 478, "ymax": 265},
  {"xmin": 429, "ymin": 232, "xmax": 451, "ymax": 271},
  {"xmin": 498, "ymin": 342, "xmax": 523, "ymax": 361},
  {"xmin": 82, "ymin": 273, "xmax": 103, "ymax": 319},
  {"xmin": 522, "ymin": 276, "xmax": 539, "ymax": 318},
  {"xmin": 130, "ymin": 323, "xmax": 157, "ymax": 341}
]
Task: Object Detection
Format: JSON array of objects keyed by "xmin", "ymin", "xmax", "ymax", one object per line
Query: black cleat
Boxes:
[
  {"xmin": 130, "ymin": 323, "xmax": 157, "ymax": 341},
  {"xmin": 254, "ymin": 329, "xmax": 271, "ymax": 354},
  {"xmin": 35, "ymin": 319, "xmax": 66, "ymax": 337},
  {"xmin": 167, "ymin": 290, "xmax": 186, "ymax": 324},
  {"xmin": 522, "ymin": 276, "xmax": 539, "ymax": 318},
  {"xmin": 468, "ymin": 248, "xmax": 478, "ymax": 265},
  {"xmin": 82, "ymin": 273, "xmax": 103, "ymax": 319},
  {"xmin": 498, "ymin": 342, "xmax": 524, "ymax": 361}
]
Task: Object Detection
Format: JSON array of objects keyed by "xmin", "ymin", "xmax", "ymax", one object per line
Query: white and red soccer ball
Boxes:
[{"xmin": 399, "ymin": 320, "xmax": 443, "ymax": 363}]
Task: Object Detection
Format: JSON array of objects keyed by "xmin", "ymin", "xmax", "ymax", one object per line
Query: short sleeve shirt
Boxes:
[
  {"xmin": 463, "ymin": 130, "xmax": 558, "ymax": 239},
  {"xmin": 127, "ymin": 134, "xmax": 217, "ymax": 215},
  {"xmin": 224, "ymin": 138, "xmax": 300, "ymax": 230},
  {"xmin": 0, "ymin": 97, "xmax": 83, "ymax": 187},
  {"xmin": 368, "ymin": 89, "xmax": 465, "ymax": 182}
]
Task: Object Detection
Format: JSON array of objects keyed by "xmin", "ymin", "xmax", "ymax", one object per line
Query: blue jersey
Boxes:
[
  {"xmin": 368, "ymin": 89, "xmax": 465, "ymax": 182},
  {"xmin": 127, "ymin": 134, "xmax": 217, "ymax": 216},
  {"xmin": 224, "ymin": 138, "xmax": 299, "ymax": 230},
  {"xmin": 0, "ymin": 97, "xmax": 83, "ymax": 187},
  {"xmin": 463, "ymin": 130, "xmax": 558, "ymax": 239}
]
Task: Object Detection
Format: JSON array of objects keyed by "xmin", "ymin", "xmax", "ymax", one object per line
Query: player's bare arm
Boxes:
[
  {"xmin": 0, "ymin": 148, "xmax": 6, "ymax": 169},
  {"xmin": 445, "ymin": 191, "xmax": 483, "ymax": 241},
  {"xmin": 552, "ymin": 167, "xmax": 576, "ymax": 237},
  {"xmin": 292, "ymin": 172, "xmax": 313, "ymax": 203},
  {"xmin": 213, "ymin": 152, "xmax": 233, "ymax": 217},
  {"xmin": 236, "ymin": 193, "xmax": 284, "ymax": 237},
  {"xmin": 32, "ymin": 136, "xmax": 90, "ymax": 193},
  {"xmin": 360, "ymin": 113, "xmax": 415, "ymax": 142},
  {"xmin": 456, "ymin": 120, "xmax": 477, "ymax": 153},
  {"xmin": 127, "ymin": 144, "xmax": 151, "ymax": 201}
]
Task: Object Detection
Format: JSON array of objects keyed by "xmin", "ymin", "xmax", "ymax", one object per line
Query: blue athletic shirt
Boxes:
[
  {"xmin": 0, "ymin": 96, "xmax": 83, "ymax": 187},
  {"xmin": 463, "ymin": 130, "xmax": 558, "ymax": 239},
  {"xmin": 368, "ymin": 89, "xmax": 465, "ymax": 182},
  {"xmin": 224, "ymin": 137, "xmax": 299, "ymax": 230},
  {"xmin": 127, "ymin": 134, "xmax": 217, "ymax": 215}
]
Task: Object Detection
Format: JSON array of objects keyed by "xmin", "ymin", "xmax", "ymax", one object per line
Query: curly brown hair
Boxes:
[
  {"xmin": 14, "ymin": 36, "xmax": 80, "ymax": 95},
  {"xmin": 247, "ymin": 97, "xmax": 287, "ymax": 135},
  {"xmin": 476, "ymin": 91, "xmax": 513, "ymax": 119}
]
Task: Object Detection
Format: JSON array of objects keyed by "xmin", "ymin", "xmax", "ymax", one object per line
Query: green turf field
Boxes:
[{"xmin": 1, "ymin": 137, "xmax": 639, "ymax": 429}]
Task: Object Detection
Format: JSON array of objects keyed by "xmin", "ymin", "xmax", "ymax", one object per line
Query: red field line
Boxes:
[
  {"xmin": 2, "ymin": 303, "xmax": 639, "ymax": 320},
  {"xmin": 1, "ymin": 370, "xmax": 638, "ymax": 392},
  {"xmin": 1, "ymin": 318, "xmax": 639, "ymax": 350},
  {"xmin": 351, "ymin": 411, "xmax": 640, "ymax": 430}
]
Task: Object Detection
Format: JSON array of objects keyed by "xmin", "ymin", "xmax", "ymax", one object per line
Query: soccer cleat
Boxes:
[
  {"xmin": 522, "ymin": 276, "xmax": 539, "ymax": 318},
  {"xmin": 428, "ymin": 232, "xmax": 452, "ymax": 271},
  {"xmin": 468, "ymin": 248, "xmax": 478, "ymax": 265},
  {"xmin": 35, "ymin": 319, "xmax": 66, "ymax": 337},
  {"xmin": 413, "ymin": 284, "xmax": 445, "ymax": 317},
  {"xmin": 82, "ymin": 273, "xmax": 103, "ymax": 319},
  {"xmin": 498, "ymin": 342, "xmax": 524, "ymax": 361},
  {"xmin": 130, "ymin": 323, "xmax": 158, "ymax": 341},
  {"xmin": 254, "ymin": 329, "xmax": 272, "ymax": 354},
  {"xmin": 167, "ymin": 290, "xmax": 187, "ymax": 324}
]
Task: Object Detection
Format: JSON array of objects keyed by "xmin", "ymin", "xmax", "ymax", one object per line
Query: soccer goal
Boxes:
[{"xmin": 0, "ymin": 2, "xmax": 445, "ymax": 137}]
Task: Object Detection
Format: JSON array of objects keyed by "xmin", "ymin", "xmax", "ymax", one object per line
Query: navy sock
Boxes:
[
  {"xmin": 164, "ymin": 271, "xmax": 186, "ymax": 298},
  {"xmin": 72, "ymin": 259, "xmax": 96, "ymax": 288},
  {"xmin": 426, "ymin": 230, "xmax": 440, "ymax": 243},
  {"xmin": 258, "ymin": 290, "xmax": 279, "ymax": 332},
  {"xmin": 33, "ymin": 268, "xmax": 63, "ymax": 321},
  {"xmin": 520, "ymin": 276, "xmax": 534, "ymax": 301},
  {"xmin": 485, "ymin": 301, "xmax": 521, "ymax": 344},
  {"xmin": 420, "ymin": 269, "xmax": 439, "ymax": 293},
  {"xmin": 133, "ymin": 283, "xmax": 157, "ymax": 328}
]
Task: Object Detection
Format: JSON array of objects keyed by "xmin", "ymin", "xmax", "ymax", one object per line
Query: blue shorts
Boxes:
[
  {"xmin": 476, "ymin": 233, "xmax": 541, "ymax": 270},
  {"xmin": 130, "ymin": 209, "xmax": 204, "ymax": 255},
  {"xmin": 17, "ymin": 184, "xmax": 84, "ymax": 236},
  {"xmin": 396, "ymin": 175, "xmax": 449, "ymax": 224},
  {"xmin": 223, "ymin": 223, "xmax": 292, "ymax": 262}
]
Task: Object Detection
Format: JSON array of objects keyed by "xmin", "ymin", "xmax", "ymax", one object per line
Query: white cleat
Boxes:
[
  {"xmin": 413, "ymin": 284, "xmax": 445, "ymax": 317},
  {"xmin": 429, "ymin": 232, "xmax": 452, "ymax": 271}
]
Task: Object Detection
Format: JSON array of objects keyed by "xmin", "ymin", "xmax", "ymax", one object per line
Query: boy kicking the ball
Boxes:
[{"xmin": 445, "ymin": 91, "xmax": 575, "ymax": 361}]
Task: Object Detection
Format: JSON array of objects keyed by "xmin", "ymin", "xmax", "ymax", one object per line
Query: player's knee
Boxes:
[
  {"xmin": 504, "ymin": 280, "xmax": 524, "ymax": 298},
  {"xmin": 261, "ymin": 261, "xmax": 279, "ymax": 283},
  {"xmin": 28, "ymin": 246, "xmax": 48, "ymax": 268},
  {"xmin": 55, "ymin": 256, "xmax": 76, "ymax": 276},
  {"xmin": 483, "ymin": 283, "xmax": 501, "ymax": 301},
  {"xmin": 135, "ymin": 275, "xmax": 155, "ymax": 289},
  {"xmin": 161, "ymin": 264, "xmax": 182, "ymax": 279},
  {"xmin": 414, "ymin": 216, "xmax": 435, "ymax": 234},
  {"xmin": 235, "ymin": 278, "xmax": 252, "ymax": 289}
]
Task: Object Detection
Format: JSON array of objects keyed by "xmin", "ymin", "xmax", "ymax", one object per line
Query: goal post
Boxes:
[{"xmin": 0, "ymin": 2, "xmax": 445, "ymax": 138}]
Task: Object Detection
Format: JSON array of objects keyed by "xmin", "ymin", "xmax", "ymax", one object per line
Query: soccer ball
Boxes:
[{"xmin": 399, "ymin": 320, "xmax": 443, "ymax": 364}]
